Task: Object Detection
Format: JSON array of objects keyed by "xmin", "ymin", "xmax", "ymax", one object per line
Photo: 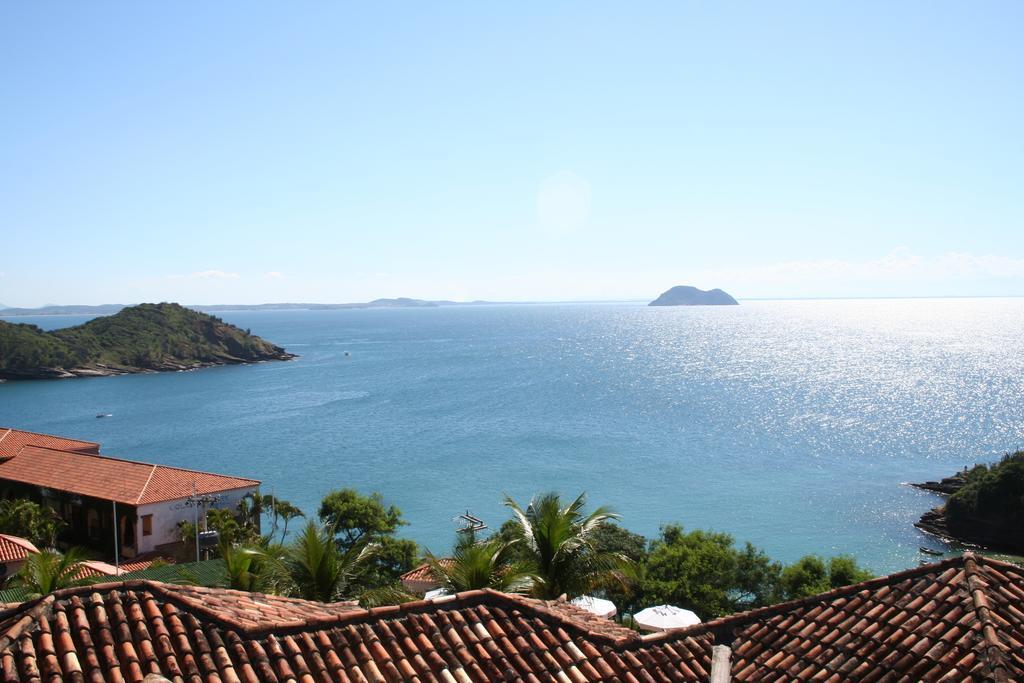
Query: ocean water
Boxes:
[{"xmin": 2, "ymin": 299, "xmax": 1023, "ymax": 573}]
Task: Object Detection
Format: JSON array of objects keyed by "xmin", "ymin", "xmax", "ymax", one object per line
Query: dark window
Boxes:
[{"xmin": 142, "ymin": 515, "xmax": 153, "ymax": 537}]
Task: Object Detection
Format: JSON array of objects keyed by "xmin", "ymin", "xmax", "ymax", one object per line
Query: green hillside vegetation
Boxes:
[
  {"xmin": 0, "ymin": 322, "xmax": 82, "ymax": 370},
  {"xmin": 0, "ymin": 303, "xmax": 293, "ymax": 379},
  {"xmin": 945, "ymin": 451, "xmax": 1024, "ymax": 551}
]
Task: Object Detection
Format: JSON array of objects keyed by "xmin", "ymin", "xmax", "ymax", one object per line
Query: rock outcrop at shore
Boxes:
[
  {"xmin": 0, "ymin": 302, "xmax": 295, "ymax": 380},
  {"xmin": 912, "ymin": 453, "xmax": 1024, "ymax": 554},
  {"xmin": 649, "ymin": 286, "xmax": 739, "ymax": 306}
]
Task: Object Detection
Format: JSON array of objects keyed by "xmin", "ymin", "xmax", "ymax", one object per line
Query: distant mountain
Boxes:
[
  {"xmin": 0, "ymin": 304, "xmax": 127, "ymax": 316},
  {"xmin": 197, "ymin": 298, "xmax": 450, "ymax": 311},
  {"xmin": 649, "ymin": 286, "xmax": 739, "ymax": 306},
  {"xmin": 0, "ymin": 299, "xmax": 464, "ymax": 316},
  {"xmin": 0, "ymin": 302, "xmax": 294, "ymax": 380}
]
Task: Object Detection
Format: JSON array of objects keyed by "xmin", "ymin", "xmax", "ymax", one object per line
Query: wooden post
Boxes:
[{"xmin": 710, "ymin": 645, "xmax": 731, "ymax": 683}]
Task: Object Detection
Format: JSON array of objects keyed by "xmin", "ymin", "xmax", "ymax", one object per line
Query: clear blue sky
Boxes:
[{"xmin": 2, "ymin": 2, "xmax": 1023, "ymax": 306}]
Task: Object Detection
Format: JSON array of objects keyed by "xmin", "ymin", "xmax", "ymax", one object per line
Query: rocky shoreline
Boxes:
[
  {"xmin": 912, "ymin": 467, "xmax": 1022, "ymax": 554},
  {"xmin": 0, "ymin": 353, "xmax": 296, "ymax": 381}
]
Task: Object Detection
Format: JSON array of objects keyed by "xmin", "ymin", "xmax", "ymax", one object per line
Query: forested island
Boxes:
[
  {"xmin": 914, "ymin": 451, "xmax": 1024, "ymax": 553},
  {"xmin": 0, "ymin": 302, "xmax": 294, "ymax": 379}
]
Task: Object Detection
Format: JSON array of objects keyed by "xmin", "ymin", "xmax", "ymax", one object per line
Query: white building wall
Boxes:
[{"xmin": 134, "ymin": 486, "xmax": 257, "ymax": 555}]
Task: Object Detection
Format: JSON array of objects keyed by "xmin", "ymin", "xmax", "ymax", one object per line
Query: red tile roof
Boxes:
[
  {"xmin": 75, "ymin": 554, "xmax": 175, "ymax": 579},
  {"xmin": 0, "ymin": 445, "xmax": 259, "ymax": 506},
  {"xmin": 0, "ymin": 553, "xmax": 1019, "ymax": 682},
  {"xmin": 399, "ymin": 559, "xmax": 454, "ymax": 592},
  {"xmin": 0, "ymin": 536, "xmax": 37, "ymax": 564},
  {"xmin": 0, "ymin": 428, "xmax": 99, "ymax": 459},
  {"xmin": 652, "ymin": 551, "xmax": 1024, "ymax": 681},
  {"xmin": 399, "ymin": 561, "xmax": 440, "ymax": 583}
]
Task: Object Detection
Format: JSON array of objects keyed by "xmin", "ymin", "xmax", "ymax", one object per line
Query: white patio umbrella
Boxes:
[
  {"xmin": 633, "ymin": 605, "xmax": 701, "ymax": 632},
  {"xmin": 571, "ymin": 595, "xmax": 617, "ymax": 619}
]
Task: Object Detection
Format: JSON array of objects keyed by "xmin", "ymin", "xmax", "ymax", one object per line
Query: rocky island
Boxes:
[
  {"xmin": 913, "ymin": 451, "xmax": 1024, "ymax": 554},
  {"xmin": 649, "ymin": 285, "xmax": 738, "ymax": 306},
  {"xmin": 0, "ymin": 302, "xmax": 295, "ymax": 380}
]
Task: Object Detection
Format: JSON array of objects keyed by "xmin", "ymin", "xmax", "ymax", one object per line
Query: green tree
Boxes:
[
  {"xmin": 237, "ymin": 492, "xmax": 265, "ymax": 532},
  {"xmin": 251, "ymin": 494, "xmax": 305, "ymax": 541},
  {"xmin": 274, "ymin": 500, "xmax": 305, "ymax": 539},
  {"xmin": 284, "ymin": 520, "xmax": 411, "ymax": 605},
  {"xmin": 778, "ymin": 555, "xmax": 873, "ymax": 600},
  {"xmin": 426, "ymin": 533, "xmax": 532, "ymax": 593},
  {"xmin": 219, "ymin": 539, "xmax": 290, "ymax": 594},
  {"xmin": 317, "ymin": 489, "xmax": 417, "ymax": 592},
  {"xmin": 318, "ymin": 489, "xmax": 406, "ymax": 549},
  {"xmin": 205, "ymin": 508, "xmax": 250, "ymax": 546},
  {"xmin": 643, "ymin": 525, "xmax": 782, "ymax": 619},
  {"xmin": 0, "ymin": 499, "xmax": 65, "ymax": 548},
  {"xmin": 360, "ymin": 536, "xmax": 418, "ymax": 589},
  {"xmin": 589, "ymin": 523, "xmax": 650, "ymax": 614},
  {"xmin": 220, "ymin": 542, "xmax": 265, "ymax": 592},
  {"xmin": 945, "ymin": 451, "xmax": 1024, "ymax": 551},
  {"xmin": 503, "ymin": 492, "xmax": 631, "ymax": 600},
  {"xmin": 11, "ymin": 548, "xmax": 90, "ymax": 599},
  {"xmin": 826, "ymin": 555, "xmax": 874, "ymax": 589}
]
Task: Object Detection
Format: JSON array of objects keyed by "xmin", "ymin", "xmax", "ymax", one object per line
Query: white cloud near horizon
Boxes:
[
  {"xmin": 688, "ymin": 249, "xmax": 1024, "ymax": 290},
  {"xmin": 5, "ymin": 250, "xmax": 1024, "ymax": 308}
]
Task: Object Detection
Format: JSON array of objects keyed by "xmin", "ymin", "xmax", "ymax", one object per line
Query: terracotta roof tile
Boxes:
[
  {"xmin": 645, "ymin": 552, "xmax": 1024, "ymax": 682},
  {"xmin": 0, "ymin": 445, "xmax": 258, "ymax": 505},
  {"xmin": 0, "ymin": 535, "xmax": 37, "ymax": 564},
  {"xmin": 0, "ymin": 428, "xmax": 99, "ymax": 458},
  {"xmin": 0, "ymin": 553, "xmax": 1021, "ymax": 681},
  {"xmin": 73, "ymin": 554, "xmax": 175, "ymax": 579},
  {"xmin": 399, "ymin": 559, "xmax": 456, "ymax": 593}
]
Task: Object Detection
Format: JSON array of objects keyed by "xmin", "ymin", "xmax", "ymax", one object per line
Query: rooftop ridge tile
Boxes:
[
  {"xmin": 965, "ymin": 554, "xmax": 1012, "ymax": 682},
  {"xmin": 17, "ymin": 445, "xmax": 259, "ymax": 484},
  {"xmin": 640, "ymin": 552, "xmax": 980, "ymax": 647},
  {"xmin": 2, "ymin": 554, "xmax": 1022, "ymax": 682},
  {"xmin": 134, "ymin": 464, "xmax": 159, "ymax": 506},
  {"xmin": 24, "ymin": 581, "xmax": 643, "ymax": 646},
  {"xmin": 0, "ymin": 427, "xmax": 99, "ymax": 449},
  {"xmin": 1, "ymin": 446, "xmax": 259, "ymax": 505}
]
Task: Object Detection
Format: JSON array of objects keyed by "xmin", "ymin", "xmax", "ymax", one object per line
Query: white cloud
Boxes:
[
  {"xmin": 695, "ymin": 249, "xmax": 1024, "ymax": 282},
  {"xmin": 682, "ymin": 249, "xmax": 1024, "ymax": 298},
  {"xmin": 264, "ymin": 271, "xmax": 284, "ymax": 279}
]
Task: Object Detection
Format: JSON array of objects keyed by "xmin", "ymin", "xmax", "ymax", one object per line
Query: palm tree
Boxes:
[
  {"xmin": 220, "ymin": 537, "xmax": 290, "ymax": 594},
  {"xmin": 276, "ymin": 501, "xmax": 305, "ymax": 538},
  {"xmin": 220, "ymin": 542, "xmax": 264, "ymax": 592},
  {"xmin": 426, "ymin": 533, "xmax": 532, "ymax": 593},
  {"xmin": 286, "ymin": 521, "xmax": 379, "ymax": 602},
  {"xmin": 504, "ymin": 492, "xmax": 631, "ymax": 600},
  {"xmin": 252, "ymin": 494, "xmax": 305, "ymax": 542},
  {"xmin": 12, "ymin": 548, "xmax": 90, "ymax": 599},
  {"xmin": 238, "ymin": 492, "xmax": 264, "ymax": 529}
]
